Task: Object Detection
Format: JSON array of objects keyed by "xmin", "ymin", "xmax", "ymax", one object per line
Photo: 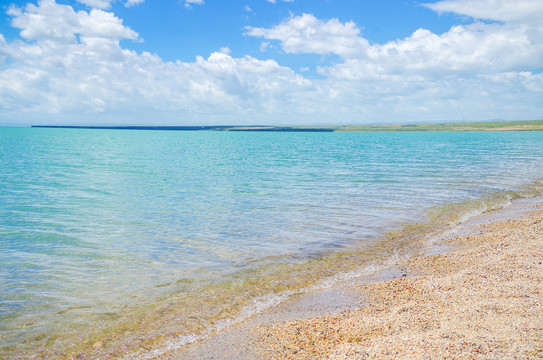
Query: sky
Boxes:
[{"xmin": 0, "ymin": 0, "xmax": 542, "ymax": 126}]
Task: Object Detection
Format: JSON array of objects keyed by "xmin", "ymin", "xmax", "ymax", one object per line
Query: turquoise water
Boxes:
[{"xmin": 2, "ymin": 127, "xmax": 543, "ymax": 358}]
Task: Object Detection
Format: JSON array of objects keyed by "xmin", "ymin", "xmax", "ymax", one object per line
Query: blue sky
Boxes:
[
  {"xmin": 0, "ymin": 0, "xmax": 542, "ymax": 126},
  {"xmin": 111, "ymin": 1, "xmax": 462, "ymax": 64}
]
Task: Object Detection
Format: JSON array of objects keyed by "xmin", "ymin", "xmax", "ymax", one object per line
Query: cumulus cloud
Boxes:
[
  {"xmin": 7, "ymin": 1, "xmax": 139, "ymax": 42},
  {"xmin": 0, "ymin": 0, "xmax": 542, "ymax": 125},
  {"xmin": 246, "ymin": 14, "xmax": 369, "ymax": 58},
  {"xmin": 247, "ymin": 8, "xmax": 543, "ymax": 76},
  {"xmin": 0, "ymin": 0, "xmax": 313, "ymax": 124},
  {"xmin": 305, "ymin": 0, "xmax": 543, "ymax": 122},
  {"xmin": 323, "ymin": 22, "xmax": 543, "ymax": 81}
]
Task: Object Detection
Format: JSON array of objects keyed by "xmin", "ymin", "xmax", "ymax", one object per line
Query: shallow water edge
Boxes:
[
  {"xmin": 164, "ymin": 189, "xmax": 543, "ymax": 359},
  {"xmin": 6, "ymin": 181, "xmax": 541, "ymax": 360}
]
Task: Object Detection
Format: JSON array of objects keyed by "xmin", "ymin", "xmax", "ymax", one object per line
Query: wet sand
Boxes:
[{"xmin": 161, "ymin": 196, "xmax": 543, "ymax": 359}]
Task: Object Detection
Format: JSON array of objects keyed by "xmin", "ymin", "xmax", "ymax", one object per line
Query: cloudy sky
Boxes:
[{"xmin": 0, "ymin": 0, "xmax": 542, "ymax": 126}]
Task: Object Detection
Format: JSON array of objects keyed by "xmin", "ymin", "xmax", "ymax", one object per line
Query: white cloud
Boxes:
[
  {"xmin": 8, "ymin": 0, "xmax": 139, "ymax": 42},
  {"xmin": 218, "ymin": 47, "xmax": 231, "ymax": 55},
  {"xmin": 425, "ymin": 0, "xmax": 543, "ymax": 23},
  {"xmin": 246, "ymin": 6, "xmax": 543, "ymax": 75},
  {"xmin": 74, "ymin": 0, "xmax": 145, "ymax": 9},
  {"xmin": 0, "ymin": 0, "xmax": 313, "ymax": 125},
  {"xmin": 339, "ymin": 22, "xmax": 543, "ymax": 78},
  {"xmin": 125, "ymin": 0, "xmax": 144, "ymax": 7},
  {"xmin": 184, "ymin": 0, "xmax": 204, "ymax": 8},
  {"xmin": 300, "ymin": 0, "xmax": 543, "ymax": 122},
  {"xmin": 259, "ymin": 41, "xmax": 271, "ymax": 52},
  {"xmin": 245, "ymin": 14, "xmax": 369, "ymax": 58},
  {"xmin": 267, "ymin": 0, "xmax": 294, "ymax": 3},
  {"xmin": 76, "ymin": 0, "xmax": 114, "ymax": 9},
  {"xmin": 0, "ymin": 0, "xmax": 542, "ymax": 126}
]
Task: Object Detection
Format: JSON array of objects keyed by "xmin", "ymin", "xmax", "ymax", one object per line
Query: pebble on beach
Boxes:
[{"xmin": 253, "ymin": 210, "xmax": 543, "ymax": 359}]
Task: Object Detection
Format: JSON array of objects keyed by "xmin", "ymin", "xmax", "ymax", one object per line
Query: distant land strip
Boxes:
[
  {"xmin": 30, "ymin": 125, "xmax": 334, "ymax": 132},
  {"xmin": 31, "ymin": 120, "xmax": 543, "ymax": 132}
]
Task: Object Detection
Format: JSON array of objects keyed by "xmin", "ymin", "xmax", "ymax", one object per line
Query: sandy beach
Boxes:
[{"xmin": 164, "ymin": 196, "xmax": 543, "ymax": 359}]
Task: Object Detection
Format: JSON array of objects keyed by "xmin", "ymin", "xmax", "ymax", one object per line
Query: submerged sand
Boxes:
[{"xmin": 164, "ymin": 197, "xmax": 543, "ymax": 359}]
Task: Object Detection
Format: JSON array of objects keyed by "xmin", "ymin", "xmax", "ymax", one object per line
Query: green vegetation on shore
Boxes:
[
  {"xmin": 330, "ymin": 119, "xmax": 543, "ymax": 132},
  {"xmin": 247, "ymin": 119, "xmax": 543, "ymax": 132},
  {"xmin": 32, "ymin": 120, "xmax": 543, "ymax": 132}
]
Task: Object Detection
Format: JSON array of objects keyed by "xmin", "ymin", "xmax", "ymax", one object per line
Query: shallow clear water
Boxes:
[{"xmin": 1, "ymin": 127, "xmax": 543, "ymax": 357}]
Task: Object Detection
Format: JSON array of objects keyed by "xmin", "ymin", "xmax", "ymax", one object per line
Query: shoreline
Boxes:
[
  {"xmin": 161, "ymin": 195, "xmax": 543, "ymax": 359},
  {"xmin": 3, "ymin": 129, "xmax": 543, "ymax": 359},
  {"xmin": 29, "ymin": 119, "xmax": 543, "ymax": 132}
]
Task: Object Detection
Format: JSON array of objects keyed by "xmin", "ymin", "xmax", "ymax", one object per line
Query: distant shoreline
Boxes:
[
  {"xmin": 30, "ymin": 125, "xmax": 334, "ymax": 132},
  {"xmin": 31, "ymin": 120, "xmax": 543, "ymax": 132}
]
